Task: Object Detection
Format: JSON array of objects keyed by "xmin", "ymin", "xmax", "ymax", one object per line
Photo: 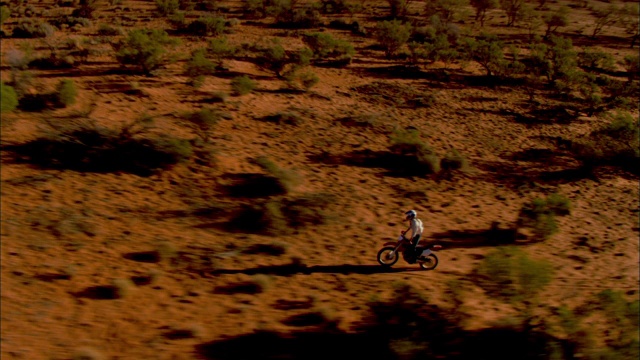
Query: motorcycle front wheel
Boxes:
[
  {"xmin": 418, "ymin": 254, "xmax": 438, "ymax": 270},
  {"xmin": 377, "ymin": 247, "xmax": 399, "ymax": 267}
]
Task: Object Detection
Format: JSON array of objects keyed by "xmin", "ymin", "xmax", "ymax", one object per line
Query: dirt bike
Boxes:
[{"xmin": 377, "ymin": 232, "xmax": 442, "ymax": 270}]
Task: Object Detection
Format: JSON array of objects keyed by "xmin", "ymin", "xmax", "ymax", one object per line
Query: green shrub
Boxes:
[
  {"xmin": 71, "ymin": 0, "xmax": 98, "ymax": 18},
  {"xmin": 185, "ymin": 48, "xmax": 217, "ymax": 79},
  {"xmin": 243, "ymin": 0, "xmax": 270, "ymax": 18},
  {"xmin": 12, "ymin": 21, "xmax": 55, "ymax": 38},
  {"xmin": 185, "ymin": 108, "xmax": 221, "ymax": 141},
  {"xmin": 155, "ymin": 0, "xmax": 179, "ymax": 15},
  {"xmin": 517, "ymin": 193, "xmax": 571, "ymax": 240},
  {"xmin": 375, "ymin": 20, "xmax": 412, "ymax": 58},
  {"xmin": 285, "ymin": 70, "xmax": 319, "ymax": 91},
  {"xmin": 389, "ymin": 129, "xmax": 441, "ymax": 174},
  {"xmin": 215, "ymin": 274, "xmax": 272, "ymax": 294},
  {"xmin": 56, "ymin": 79, "xmax": 78, "ymax": 107},
  {"xmin": 1, "ymin": 83, "xmax": 18, "ymax": 113},
  {"xmin": 5, "ymin": 118, "xmax": 193, "ymax": 175},
  {"xmin": 462, "ymin": 33, "xmax": 506, "ymax": 76},
  {"xmin": 424, "ymin": 0, "xmax": 470, "ymax": 25},
  {"xmin": 1, "ymin": 5, "xmax": 11, "ymax": 25},
  {"xmin": 97, "ymin": 23, "xmax": 122, "ymax": 36},
  {"xmin": 543, "ymin": 6, "xmax": 569, "ymax": 38},
  {"xmin": 261, "ymin": 111, "xmax": 303, "ymax": 125},
  {"xmin": 440, "ymin": 148, "xmax": 468, "ymax": 171},
  {"xmin": 208, "ymin": 37, "xmax": 236, "ymax": 67},
  {"xmin": 470, "ymin": 0, "xmax": 498, "ymax": 26},
  {"xmin": 242, "ymin": 241, "xmax": 289, "ymax": 255},
  {"xmin": 578, "ymin": 48, "xmax": 615, "ymax": 72},
  {"xmin": 231, "ymin": 75, "xmax": 256, "ymax": 95},
  {"xmin": 72, "ymin": 347, "xmax": 104, "ymax": 360},
  {"xmin": 269, "ymin": 0, "xmax": 322, "ymax": 29},
  {"xmin": 229, "ymin": 193, "xmax": 334, "ymax": 235},
  {"xmin": 254, "ymin": 156, "xmax": 301, "ymax": 192},
  {"xmin": 185, "ymin": 16, "xmax": 227, "ymax": 36},
  {"xmin": 623, "ymin": 55, "xmax": 639, "ymax": 82},
  {"xmin": 476, "ymin": 246, "xmax": 554, "ymax": 303},
  {"xmin": 389, "ymin": 129, "xmax": 429, "ymax": 155},
  {"xmin": 254, "ymin": 40, "xmax": 288, "ymax": 76},
  {"xmin": 111, "ymin": 278, "xmax": 134, "ymax": 298},
  {"xmin": 571, "ymin": 111, "xmax": 639, "ymax": 174},
  {"xmin": 302, "ymin": 32, "xmax": 355, "ymax": 64},
  {"xmin": 114, "ymin": 29, "xmax": 179, "ymax": 74},
  {"xmin": 386, "ymin": 0, "xmax": 411, "ymax": 18}
]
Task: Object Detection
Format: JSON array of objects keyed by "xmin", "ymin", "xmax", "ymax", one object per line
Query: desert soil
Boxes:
[{"xmin": 1, "ymin": 0, "xmax": 638, "ymax": 359}]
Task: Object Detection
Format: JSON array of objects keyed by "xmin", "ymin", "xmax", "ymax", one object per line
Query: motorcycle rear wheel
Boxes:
[
  {"xmin": 418, "ymin": 254, "xmax": 438, "ymax": 270},
  {"xmin": 377, "ymin": 247, "xmax": 399, "ymax": 267}
]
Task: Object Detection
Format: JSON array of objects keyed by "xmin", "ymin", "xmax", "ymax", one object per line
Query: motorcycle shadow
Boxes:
[{"xmin": 211, "ymin": 264, "xmax": 424, "ymax": 276}]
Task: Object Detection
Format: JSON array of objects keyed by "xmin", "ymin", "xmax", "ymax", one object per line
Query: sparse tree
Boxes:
[
  {"xmin": 591, "ymin": 5, "xmax": 620, "ymax": 39},
  {"xmin": 521, "ymin": 5, "xmax": 543, "ymax": 39},
  {"xmin": 424, "ymin": 0, "xmax": 470, "ymax": 25},
  {"xmin": 113, "ymin": 29, "xmax": 179, "ymax": 75},
  {"xmin": 470, "ymin": 0, "xmax": 498, "ymax": 27},
  {"xmin": 543, "ymin": 6, "xmax": 569, "ymax": 39},
  {"xmin": 500, "ymin": 0, "xmax": 525, "ymax": 26},
  {"xmin": 375, "ymin": 20, "xmax": 412, "ymax": 58},
  {"xmin": 386, "ymin": 0, "xmax": 413, "ymax": 18},
  {"xmin": 462, "ymin": 33, "xmax": 505, "ymax": 76},
  {"xmin": 623, "ymin": 55, "xmax": 639, "ymax": 82},
  {"xmin": 1, "ymin": 83, "xmax": 18, "ymax": 113},
  {"xmin": 620, "ymin": 4, "xmax": 639, "ymax": 48}
]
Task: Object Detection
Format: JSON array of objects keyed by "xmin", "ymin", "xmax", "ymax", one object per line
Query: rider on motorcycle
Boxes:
[{"xmin": 402, "ymin": 210, "xmax": 423, "ymax": 264}]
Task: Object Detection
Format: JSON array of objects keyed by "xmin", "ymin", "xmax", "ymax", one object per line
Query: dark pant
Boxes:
[{"xmin": 411, "ymin": 234, "xmax": 421, "ymax": 254}]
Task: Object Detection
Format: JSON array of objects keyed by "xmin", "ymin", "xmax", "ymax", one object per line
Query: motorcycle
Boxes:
[{"xmin": 377, "ymin": 232, "xmax": 442, "ymax": 270}]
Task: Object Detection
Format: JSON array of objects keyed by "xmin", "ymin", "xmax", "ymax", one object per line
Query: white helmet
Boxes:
[{"xmin": 404, "ymin": 210, "xmax": 417, "ymax": 221}]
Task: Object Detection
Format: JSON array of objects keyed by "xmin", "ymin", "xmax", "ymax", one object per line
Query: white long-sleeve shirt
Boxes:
[{"xmin": 409, "ymin": 218, "xmax": 424, "ymax": 239}]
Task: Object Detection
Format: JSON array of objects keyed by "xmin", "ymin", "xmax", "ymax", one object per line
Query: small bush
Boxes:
[
  {"xmin": 1, "ymin": 83, "xmax": 18, "ymax": 113},
  {"xmin": 243, "ymin": 0, "xmax": 270, "ymax": 18},
  {"xmin": 375, "ymin": 20, "xmax": 412, "ymax": 58},
  {"xmin": 56, "ymin": 79, "xmax": 78, "ymax": 107},
  {"xmin": 5, "ymin": 118, "xmax": 193, "ymax": 175},
  {"xmin": 243, "ymin": 241, "xmax": 289, "ymax": 255},
  {"xmin": 97, "ymin": 23, "xmax": 122, "ymax": 36},
  {"xmin": 185, "ymin": 16, "xmax": 226, "ymax": 36},
  {"xmin": 440, "ymin": 148, "xmax": 468, "ymax": 171},
  {"xmin": 517, "ymin": 193, "xmax": 571, "ymax": 240},
  {"xmin": 231, "ymin": 75, "xmax": 256, "ymax": 95},
  {"xmin": 476, "ymin": 246, "xmax": 554, "ymax": 303},
  {"xmin": 156, "ymin": 0, "xmax": 179, "ymax": 15},
  {"xmin": 185, "ymin": 48, "xmax": 217, "ymax": 79},
  {"xmin": 571, "ymin": 111, "xmax": 639, "ymax": 174},
  {"xmin": 301, "ymin": 32, "xmax": 355, "ymax": 64},
  {"xmin": 114, "ymin": 29, "xmax": 179, "ymax": 74},
  {"xmin": 111, "ymin": 278, "xmax": 134, "ymax": 298},
  {"xmin": 270, "ymin": 1, "xmax": 322, "ymax": 29},
  {"xmin": 1, "ymin": 6, "xmax": 11, "ymax": 25},
  {"xmin": 262, "ymin": 111, "xmax": 303, "ymax": 125},
  {"xmin": 215, "ymin": 274, "xmax": 272, "ymax": 294},
  {"xmin": 72, "ymin": 347, "xmax": 104, "ymax": 360},
  {"xmin": 623, "ymin": 55, "xmax": 639, "ymax": 82},
  {"xmin": 208, "ymin": 37, "xmax": 236, "ymax": 67},
  {"xmin": 12, "ymin": 21, "xmax": 55, "ymax": 38},
  {"xmin": 578, "ymin": 48, "xmax": 615, "ymax": 72},
  {"xmin": 229, "ymin": 193, "xmax": 334, "ymax": 235},
  {"xmin": 285, "ymin": 70, "xmax": 319, "ymax": 91},
  {"xmin": 254, "ymin": 156, "xmax": 301, "ymax": 192},
  {"xmin": 185, "ymin": 108, "xmax": 221, "ymax": 141},
  {"xmin": 389, "ymin": 129, "xmax": 441, "ymax": 174}
]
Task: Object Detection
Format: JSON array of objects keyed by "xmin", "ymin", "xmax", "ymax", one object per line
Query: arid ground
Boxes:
[{"xmin": 1, "ymin": 0, "xmax": 638, "ymax": 359}]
